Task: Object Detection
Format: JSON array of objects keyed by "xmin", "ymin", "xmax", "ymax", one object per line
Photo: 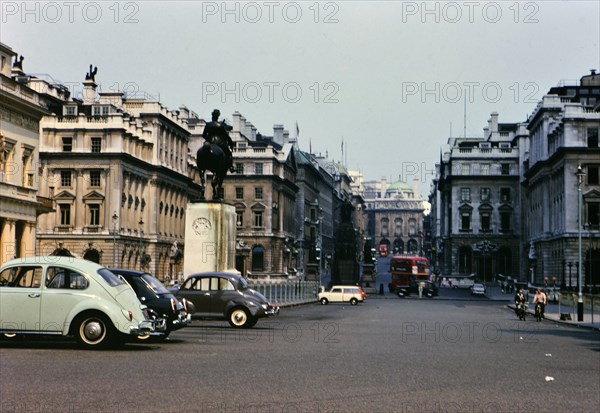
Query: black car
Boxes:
[
  {"xmin": 395, "ymin": 280, "xmax": 439, "ymax": 298},
  {"xmin": 170, "ymin": 272, "xmax": 279, "ymax": 328},
  {"xmin": 110, "ymin": 269, "xmax": 192, "ymax": 338}
]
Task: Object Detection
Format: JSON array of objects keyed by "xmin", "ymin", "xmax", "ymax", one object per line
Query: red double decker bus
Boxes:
[{"xmin": 388, "ymin": 255, "xmax": 430, "ymax": 292}]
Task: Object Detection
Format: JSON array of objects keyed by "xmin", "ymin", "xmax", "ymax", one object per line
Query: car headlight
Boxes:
[{"xmin": 261, "ymin": 304, "xmax": 268, "ymax": 310}]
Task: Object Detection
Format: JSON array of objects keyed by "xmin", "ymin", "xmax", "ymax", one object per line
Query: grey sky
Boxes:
[{"xmin": 2, "ymin": 1, "xmax": 598, "ymax": 194}]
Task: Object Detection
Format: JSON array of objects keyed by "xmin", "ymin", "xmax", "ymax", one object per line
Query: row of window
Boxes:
[
  {"xmin": 460, "ymin": 187, "xmax": 511, "ymax": 203},
  {"xmin": 62, "ymin": 137, "xmax": 102, "ymax": 153},
  {"xmin": 58, "ymin": 170, "xmax": 101, "ymax": 187},
  {"xmin": 235, "ymin": 186, "xmax": 264, "ymax": 200},
  {"xmin": 236, "ymin": 211, "xmax": 263, "ymax": 228},
  {"xmin": 232, "ymin": 162, "xmax": 264, "ymax": 175},
  {"xmin": 63, "ymin": 105, "xmax": 111, "ymax": 118},
  {"xmin": 460, "ymin": 211, "xmax": 511, "ymax": 232},
  {"xmin": 459, "ymin": 163, "xmax": 511, "ymax": 176}
]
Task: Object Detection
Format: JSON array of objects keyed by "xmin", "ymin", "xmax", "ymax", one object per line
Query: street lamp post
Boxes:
[
  {"xmin": 317, "ymin": 208, "xmax": 324, "ymax": 287},
  {"xmin": 575, "ymin": 164, "xmax": 585, "ymax": 322},
  {"xmin": 112, "ymin": 212, "xmax": 118, "ymax": 267},
  {"xmin": 139, "ymin": 218, "xmax": 144, "ymax": 270}
]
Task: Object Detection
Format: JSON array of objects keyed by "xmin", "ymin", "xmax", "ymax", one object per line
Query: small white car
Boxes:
[
  {"xmin": 0, "ymin": 256, "xmax": 156, "ymax": 348},
  {"xmin": 318, "ymin": 285, "xmax": 366, "ymax": 305},
  {"xmin": 471, "ymin": 283, "xmax": 487, "ymax": 296}
]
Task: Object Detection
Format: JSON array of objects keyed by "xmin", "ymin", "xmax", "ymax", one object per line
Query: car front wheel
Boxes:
[
  {"xmin": 228, "ymin": 308, "xmax": 252, "ymax": 328},
  {"xmin": 350, "ymin": 297, "xmax": 358, "ymax": 305},
  {"xmin": 320, "ymin": 297, "xmax": 329, "ymax": 305},
  {"xmin": 75, "ymin": 314, "xmax": 114, "ymax": 349}
]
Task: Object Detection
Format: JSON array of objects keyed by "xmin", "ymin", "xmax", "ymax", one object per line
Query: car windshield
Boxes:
[
  {"xmin": 97, "ymin": 268, "xmax": 125, "ymax": 287},
  {"xmin": 141, "ymin": 274, "xmax": 170, "ymax": 294}
]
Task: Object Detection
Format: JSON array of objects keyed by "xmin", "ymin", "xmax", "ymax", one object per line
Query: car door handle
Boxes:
[
  {"xmin": 28, "ymin": 293, "xmax": 41, "ymax": 298},
  {"xmin": 203, "ymin": 292, "xmax": 211, "ymax": 296}
]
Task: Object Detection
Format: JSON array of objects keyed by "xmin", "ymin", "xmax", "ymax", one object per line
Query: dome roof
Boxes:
[{"xmin": 386, "ymin": 180, "xmax": 412, "ymax": 193}]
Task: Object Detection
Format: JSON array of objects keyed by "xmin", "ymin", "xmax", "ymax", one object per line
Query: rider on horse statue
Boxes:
[{"xmin": 203, "ymin": 109, "xmax": 235, "ymax": 173}]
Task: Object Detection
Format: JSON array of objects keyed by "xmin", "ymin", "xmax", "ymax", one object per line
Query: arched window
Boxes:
[
  {"xmin": 407, "ymin": 239, "xmax": 418, "ymax": 254},
  {"xmin": 394, "ymin": 218, "xmax": 403, "ymax": 236},
  {"xmin": 393, "ymin": 238, "xmax": 404, "ymax": 254},
  {"xmin": 251, "ymin": 245, "xmax": 265, "ymax": 272},
  {"xmin": 380, "ymin": 218, "xmax": 389, "ymax": 237}
]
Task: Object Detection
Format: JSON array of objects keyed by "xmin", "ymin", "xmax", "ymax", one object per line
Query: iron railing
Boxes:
[{"xmin": 247, "ymin": 280, "xmax": 320, "ymax": 306}]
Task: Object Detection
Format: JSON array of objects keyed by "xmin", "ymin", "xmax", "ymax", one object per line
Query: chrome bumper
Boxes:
[
  {"xmin": 265, "ymin": 306, "xmax": 280, "ymax": 317},
  {"xmin": 129, "ymin": 320, "xmax": 156, "ymax": 336},
  {"xmin": 172, "ymin": 312, "xmax": 192, "ymax": 328}
]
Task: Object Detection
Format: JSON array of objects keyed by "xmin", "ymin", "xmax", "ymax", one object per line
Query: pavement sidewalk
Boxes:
[{"xmin": 487, "ymin": 286, "xmax": 600, "ymax": 331}]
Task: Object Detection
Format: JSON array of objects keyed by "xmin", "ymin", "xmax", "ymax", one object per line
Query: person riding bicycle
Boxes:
[
  {"xmin": 533, "ymin": 288, "xmax": 547, "ymax": 320},
  {"xmin": 514, "ymin": 287, "xmax": 526, "ymax": 319}
]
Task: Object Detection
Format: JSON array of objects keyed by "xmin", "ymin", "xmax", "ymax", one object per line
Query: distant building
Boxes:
[
  {"xmin": 363, "ymin": 176, "xmax": 428, "ymax": 257},
  {"xmin": 431, "ymin": 112, "xmax": 523, "ymax": 281}
]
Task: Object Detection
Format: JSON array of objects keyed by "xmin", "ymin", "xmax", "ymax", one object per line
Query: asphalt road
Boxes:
[{"xmin": 1, "ymin": 292, "xmax": 599, "ymax": 413}]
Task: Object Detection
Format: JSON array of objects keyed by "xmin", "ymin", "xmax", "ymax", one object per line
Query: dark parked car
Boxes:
[
  {"xmin": 395, "ymin": 280, "xmax": 439, "ymax": 298},
  {"xmin": 170, "ymin": 272, "xmax": 279, "ymax": 328},
  {"xmin": 110, "ymin": 269, "xmax": 192, "ymax": 338}
]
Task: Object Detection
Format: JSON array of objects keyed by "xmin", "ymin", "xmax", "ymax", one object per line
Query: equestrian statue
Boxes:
[{"xmin": 196, "ymin": 109, "xmax": 235, "ymax": 200}]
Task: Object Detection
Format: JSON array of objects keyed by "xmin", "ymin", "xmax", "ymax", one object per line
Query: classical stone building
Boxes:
[
  {"xmin": 524, "ymin": 71, "xmax": 600, "ymax": 286},
  {"xmin": 0, "ymin": 44, "xmax": 58, "ymax": 265},
  {"xmin": 363, "ymin": 176, "xmax": 428, "ymax": 257},
  {"xmin": 216, "ymin": 113, "xmax": 299, "ymax": 277},
  {"xmin": 35, "ymin": 71, "xmax": 201, "ymax": 279},
  {"xmin": 431, "ymin": 113, "xmax": 523, "ymax": 282}
]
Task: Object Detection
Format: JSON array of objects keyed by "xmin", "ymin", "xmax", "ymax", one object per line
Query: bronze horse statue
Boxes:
[{"xmin": 196, "ymin": 142, "xmax": 229, "ymax": 200}]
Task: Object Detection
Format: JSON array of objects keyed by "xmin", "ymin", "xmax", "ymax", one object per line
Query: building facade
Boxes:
[
  {"xmin": 363, "ymin": 176, "xmax": 428, "ymax": 258},
  {"xmin": 36, "ymin": 71, "xmax": 201, "ymax": 280},
  {"xmin": 524, "ymin": 71, "xmax": 600, "ymax": 287},
  {"xmin": 219, "ymin": 113, "xmax": 299, "ymax": 277},
  {"xmin": 431, "ymin": 113, "xmax": 523, "ymax": 282},
  {"xmin": 0, "ymin": 44, "xmax": 57, "ymax": 266}
]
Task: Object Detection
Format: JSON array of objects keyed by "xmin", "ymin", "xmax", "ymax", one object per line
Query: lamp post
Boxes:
[
  {"xmin": 575, "ymin": 164, "xmax": 585, "ymax": 321},
  {"xmin": 139, "ymin": 218, "xmax": 144, "ymax": 270},
  {"xmin": 317, "ymin": 208, "xmax": 324, "ymax": 287},
  {"xmin": 112, "ymin": 212, "xmax": 118, "ymax": 267}
]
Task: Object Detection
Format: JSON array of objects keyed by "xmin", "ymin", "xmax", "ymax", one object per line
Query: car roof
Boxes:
[
  {"xmin": 110, "ymin": 268, "xmax": 148, "ymax": 277},
  {"xmin": 330, "ymin": 285, "xmax": 360, "ymax": 288},
  {"xmin": 1, "ymin": 256, "xmax": 104, "ymax": 273},
  {"xmin": 186, "ymin": 272, "xmax": 243, "ymax": 279}
]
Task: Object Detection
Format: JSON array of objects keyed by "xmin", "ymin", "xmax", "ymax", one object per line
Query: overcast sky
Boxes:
[{"xmin": 2, "ymin": 1, "xmax": 598, "ymax": 195}]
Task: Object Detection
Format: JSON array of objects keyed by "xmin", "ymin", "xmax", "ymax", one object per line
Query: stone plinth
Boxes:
[{"xmin": 184, "ymin": 201, "xmax": 237, "ymax": 275}]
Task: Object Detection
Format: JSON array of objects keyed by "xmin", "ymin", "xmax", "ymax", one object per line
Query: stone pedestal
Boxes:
[{"xmin": 183, "ymin": 201, "xmax": 237, "ymax": 275}]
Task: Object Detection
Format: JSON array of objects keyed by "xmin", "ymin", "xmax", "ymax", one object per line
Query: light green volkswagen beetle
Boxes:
[{"xmin": 0, "ymin": 256, "xmax": 156, "ymax": 349}]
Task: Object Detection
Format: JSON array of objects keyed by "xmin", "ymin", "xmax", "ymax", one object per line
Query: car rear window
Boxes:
[
  {"xmin": 97, "ymin": 268, "xmax": 125, "ymax": 287},
  {"xmin": 141, "ymin": 274, "xmax": 170, "ymax": 294}
]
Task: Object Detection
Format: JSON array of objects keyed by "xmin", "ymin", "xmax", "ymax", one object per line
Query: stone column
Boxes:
[{"xmin": 1, "ymin": 219, "xmax": 15, "ymax": 265}]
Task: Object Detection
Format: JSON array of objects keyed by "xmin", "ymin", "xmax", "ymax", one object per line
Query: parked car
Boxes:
[
  {"xmin": 395, "ymin": 280, "xmax": 439, "ymax": 298},
  {"xmin": 170, "ymin": 272, "xmax": 279, "ymax": 328},
  {"xmin": 0, "ymin": 257, "xmax": 156, "ymax": 349},
  {"xmin": 318, "ymin": 285, "xmax": 365, "ymax": 305},
  {"xmin": 471, "ymin": 283, "xmax": 487, "ymax": 296},
  {"xmin": 109, "ymin": 268, "xmax": 192, "ymax": 338}
]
